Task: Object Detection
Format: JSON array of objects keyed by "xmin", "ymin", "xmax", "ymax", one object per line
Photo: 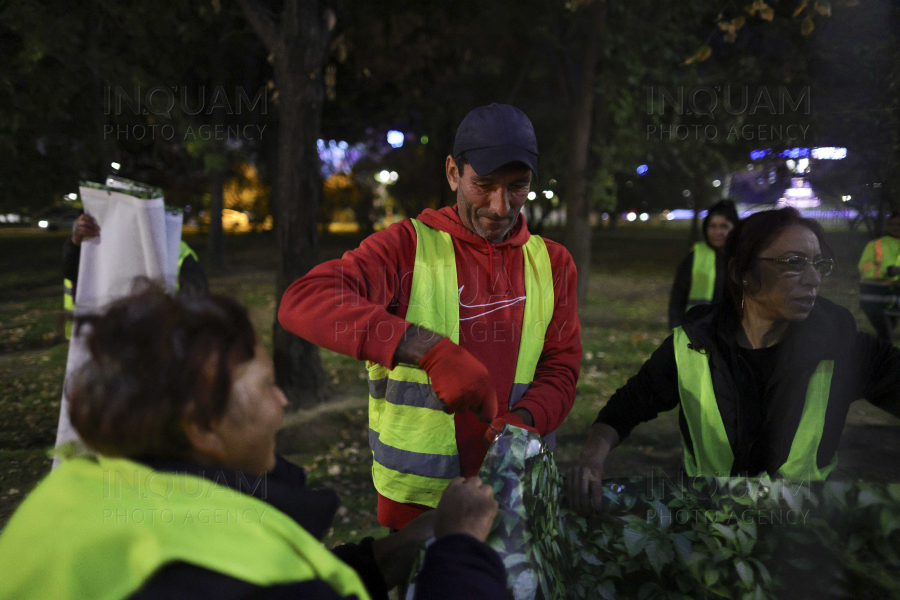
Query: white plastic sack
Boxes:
[{"xmin": 54, "ymin": 179, "xmax": 183, "ymax": 456}]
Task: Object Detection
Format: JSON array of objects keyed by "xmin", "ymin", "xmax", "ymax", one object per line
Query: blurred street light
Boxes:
[{"xmin": 387, "ymin": 130, "xmax": 404, "ymax": 148}]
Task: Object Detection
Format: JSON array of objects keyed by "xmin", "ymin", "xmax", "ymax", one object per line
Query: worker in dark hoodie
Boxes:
[
  {"xmin": 668, "ymin": 199, "xmax": 740, "ymax": 329},
  {"xmin": 278, "ymin": 104, "xmax": 581, "ymax": 531}
]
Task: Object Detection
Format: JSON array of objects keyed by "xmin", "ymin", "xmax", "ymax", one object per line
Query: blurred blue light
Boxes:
[
  {"xmin": 778, "ymin": 147, "xmax": 810, "ymax": 159},
  {"xmin": 387, "ymin": 130, "xmax": 404, "ymax": 148},
  {"xmin": 636, "ymin": 164, "xmax": 649, "ymax": 175}
]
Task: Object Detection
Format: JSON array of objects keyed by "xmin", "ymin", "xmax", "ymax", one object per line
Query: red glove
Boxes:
[
  {"xmin": 485, "ymin": 412, "xmax": 539, "ymax": 445},
  {"xmin": 418, "ymin": 337, "xmax": 498, "ymax": 422}
]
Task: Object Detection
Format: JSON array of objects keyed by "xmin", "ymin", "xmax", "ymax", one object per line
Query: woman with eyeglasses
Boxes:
[
  {"xmin": 566, "ymin": 207, "xmax": 900, "ymax": 514},
  {"xmin": 668, "ymin": 200, "xmax": 740, "ymax": 329}
]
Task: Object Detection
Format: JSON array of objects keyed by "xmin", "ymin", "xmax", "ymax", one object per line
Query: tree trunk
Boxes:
[
  {"xmin": 271, "ymin": 66, "xmax": 328, "ymax": 409},
  {"xmin": 563, "ymin": 0, "xmax": 606, "ymax": 305},
  {"xmin": 239, "ymin": 0, "xmax": 334, "ymax": 409},
  {"xmin": 208, "ymin": 169, "xmax": 227, "ymax": 272}
]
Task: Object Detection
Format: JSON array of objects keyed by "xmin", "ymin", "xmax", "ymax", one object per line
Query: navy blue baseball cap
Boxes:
[{"xmin": 453, "ymin": 103, "xmax": 538, "ymax": 178}]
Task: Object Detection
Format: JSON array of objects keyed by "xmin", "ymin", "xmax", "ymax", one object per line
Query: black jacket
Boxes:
[
  {"xmin": 127, "ymin": 456, "xmax": 507, "ymax": 600},
  {"xmin": 598, "ymin": 298, "xmax": 900, "ymax": 477},
  {"xmin": 667, "ymin": 247, "xmax": 726, "ymax": 330}
]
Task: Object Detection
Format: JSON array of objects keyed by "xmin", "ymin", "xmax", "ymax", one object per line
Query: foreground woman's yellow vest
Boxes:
[
  {"xmin": 0, "ymin": 456, "xmax": 371, "ymax": 600},
  {"xmin": 367, "ymin": 219, "xmax": 554, "ymax": 507},
  {"xmin": 673, "ymin": 327, "xmax": 837, "ymax": 480}
]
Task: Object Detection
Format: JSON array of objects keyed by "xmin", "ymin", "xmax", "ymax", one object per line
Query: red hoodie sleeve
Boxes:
[
  {"xmin": 277, "ymin": 220, "xmax": 417, "ymax": 369},
  {"xmin": 513, "ymin": 240, "xmax": 582, "ymax": 434}
]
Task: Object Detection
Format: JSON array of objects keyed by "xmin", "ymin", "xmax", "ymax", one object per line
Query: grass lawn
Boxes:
[{"xmin": 1, "ymin": 224, "xmax": 898, "ymax": 546}]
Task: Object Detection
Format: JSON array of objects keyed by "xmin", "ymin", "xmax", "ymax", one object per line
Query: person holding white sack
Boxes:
[{"xmin": 55, "ymin": 177, "xmax": 204, "ymax": 455}]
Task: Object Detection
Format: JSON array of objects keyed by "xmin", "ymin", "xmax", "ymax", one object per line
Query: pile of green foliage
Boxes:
[{"xmin": 408, "ymin": 427, "xmax": 900, "ymax": 600}]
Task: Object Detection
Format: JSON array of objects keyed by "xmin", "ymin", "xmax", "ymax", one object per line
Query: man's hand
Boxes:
[
  {"xmin": 71, "ymin": 214, "xmax": 99, "ymax": 245},
  {"xmin": 563, "ymin": 423, "xmax": 620, "ymax": 516},
  {"xmin": 484, "ymin": 410, "xmax": 538, "ymax": 445},
  {"xmin": 418, "ymin": 337, "xmax": 498, "ymax": 422},
  {"xmin": 887, "ymin": 266, "xmax": 900, "ymax": 277},
  {"xmin": 434, "ymin": 477, "xmax": 498, "ymax": 542}
]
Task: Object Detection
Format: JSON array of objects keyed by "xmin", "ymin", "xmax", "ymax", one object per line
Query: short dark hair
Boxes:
[
  {"xmin": 703, "ymin": 199, "xmax": 740, "ymax": 245},
  {"xmin": 454, "ymin": 153, "xmax": 470, "ymax": 176},
  {"xmin": 68, "ymin": 283, "xmax": 257, "ymax": 460},
  {"xmin": 723, "ymin": 207, "xmax": 834, "ymax": 317}
]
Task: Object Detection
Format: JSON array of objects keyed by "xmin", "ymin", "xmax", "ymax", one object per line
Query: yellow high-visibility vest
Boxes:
[
  {"xmin": 176, "ymin": 241, "xmax": 199, "ymax": 291},
  {"xmin": 0, "ymin": 456, "xmax": 371, "ymax": 600},
  {"xmin": 673, "ymin": 327, "xmax": 837, "ymax": 480},
  {"xmin": 367, "ymin": 219, "xmax": 554, "ymax": 507},
  {"xmin": 63, "ymin": 277, "xmax": 74, "ymax": 339},
  {"xmin": 687, "ymin": 242, "xmax": 717, "ymax": 310}
]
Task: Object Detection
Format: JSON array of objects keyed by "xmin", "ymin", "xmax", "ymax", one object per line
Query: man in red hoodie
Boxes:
[{"xmin": 279, "ymin": 104, "xmax": 581, "ymax": 529}]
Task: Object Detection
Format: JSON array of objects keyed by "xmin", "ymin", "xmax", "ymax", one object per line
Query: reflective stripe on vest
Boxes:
[
  {"xmin": 176, "ymin": 241, "xmax": 199, "ymax": 291},
  {"xmin": 673, "ymin": 328, "xmax": 837, "ymax": 481},
  {"xmin": 63, "ymin": 278, "xmax": 74, "ymax": 340},
  {"xmin": 0, "ymin": 456, "xmax": 371, "ymax": 600},
  {"xmin": 367, "ymin": 218, "xmax": 554, "ymax": 507},
  {"xmin": 687, "ymin": 242, "xmax": 716, "ymax": 309}
]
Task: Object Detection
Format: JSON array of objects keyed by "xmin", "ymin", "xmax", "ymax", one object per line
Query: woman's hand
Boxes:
[
  {"xmin": 370, "ymin": 510, "xmax": 437, "ymax": 590},
  {"xmin": 434, "ymin": 476, "xmax": 498, "ymax": 542},
  {"xmin": 371, "ymin": 477, "xmax": 498, "ymax": 590},
  {"xmin": 564, "ymin": 423, "xmax": 620, "ymax": 516}
]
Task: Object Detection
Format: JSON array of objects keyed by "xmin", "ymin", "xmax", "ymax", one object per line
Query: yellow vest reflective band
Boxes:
[
  {"xmin": 367, "ymin": 218, "xmax": 554, "ymax": 507},
  {"xmin": 673, "ymin": 327, "xmax": 837, "ymax": 481},
  {"xmin": 63, "ymin": 277, "xmax": 74, "ymax": 339},
  {"xmin": 176, "ymin": 241, "xmax": 199, "ymax": 291},
  {"xmin": 0, "ymin": 456, "xmax": 371, "ymax": 600},
  {"xmin": 687, "ymin": 242, "xmax": 717, "ymax": 309}
]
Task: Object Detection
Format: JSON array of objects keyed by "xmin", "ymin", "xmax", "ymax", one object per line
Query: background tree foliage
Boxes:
[{"xmin": 1, "ymin": 0, "xmax": 894, "ymax": 405}]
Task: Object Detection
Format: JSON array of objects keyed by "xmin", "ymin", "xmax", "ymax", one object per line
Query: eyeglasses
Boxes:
[{"xmin": 756, "ymin": 256, "xmax": 834, "ymax": 277}]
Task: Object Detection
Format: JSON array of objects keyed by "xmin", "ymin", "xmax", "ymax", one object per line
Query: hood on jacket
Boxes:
[
  {"xmin": 416, "ymin": 206, "xmax": 531, "ymax": 249},
  {"xmin": 416, "ymin": 206, "xmax": 531, "ymax": 293}
]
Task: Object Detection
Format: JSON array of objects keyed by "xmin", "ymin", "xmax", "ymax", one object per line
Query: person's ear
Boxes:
[
  {"xmin": 182, "ymin": 413, "xmax": 227, "ymax": 462},
  {"xmin": 446, "ymin": 156, "xmax": 460, "ymax": 192},
  {"xmin": 728, "ymin": 258, "xmax": 745, "ymax": 288}
]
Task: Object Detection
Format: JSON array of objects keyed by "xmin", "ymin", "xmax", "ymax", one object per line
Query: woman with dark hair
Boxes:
[
  {"xmin": 668, "ymin": 200, "xmax": 740, "ymax": 329},
  {"xmin": 0, "ymin": 286, "xmax": 507, "ymax": 600},
  {"xmin": 567, "ymin": 207, "xmax": 900, "ymax": 514}
]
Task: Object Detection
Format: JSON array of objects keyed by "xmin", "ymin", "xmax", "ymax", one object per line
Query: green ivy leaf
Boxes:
[
  {"xmin": 858, "ymin": 489, "xmax": 882, "ymax": 508},
  {"xmin": 710, "ymin": 523, "xmax": 737, "ymax": 542},
  {"xmin": 880, "ymin": 509, "xmax": 900, "ymax": 537},
  {"xmin": 597, "ymin": 580, "xmax": 617, "ymax": 600},
  {"xmin": 623, "ymin": 527, "xmax": 648, "ymax": 557},
  {"xmin": 735, "ymin": 560, "xmax": 754, "ymax": 587},
  {"xmin": 669, "ymin": 533, "xmax": 692, "ymax": 562},
  {"xmin": 644, "ymin": 541, "xmax": 675, "ymax": 576}
]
